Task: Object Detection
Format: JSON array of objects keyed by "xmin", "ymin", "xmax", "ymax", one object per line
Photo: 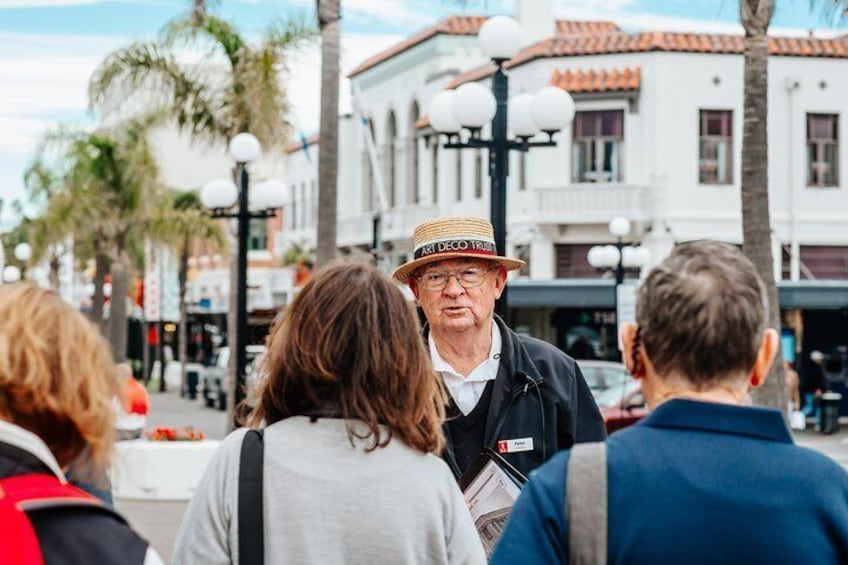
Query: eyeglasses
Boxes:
[{"xmin": 416, "ymin": 266, "xmax": 498, "ymax": 292}]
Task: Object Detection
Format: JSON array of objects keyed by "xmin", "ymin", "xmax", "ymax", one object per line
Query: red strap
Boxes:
[{"xmin": 0, "ymin": 474, "xmax": 100, "ymax": 510}]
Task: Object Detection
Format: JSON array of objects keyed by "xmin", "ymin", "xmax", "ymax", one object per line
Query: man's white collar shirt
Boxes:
[{"xmin": 429, "ymin": 323, "xmax": 501, "ymax": 416}]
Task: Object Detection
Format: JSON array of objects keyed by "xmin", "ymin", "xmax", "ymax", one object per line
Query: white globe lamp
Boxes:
[
  {"xmin": 201, "ymin": 178, "xmax": 238, "ymax": 210},
  {"xmin": 531, "ymin": 87, "xmax": 575, "ymax": 133},
  {"xmin": 452, "ymin": 83, "xmax": 497, "ymax": 130},
  {"xmin": 427, "ymin": 91, "xmax": 461, "ymax": 134},
  {"xmin": 229, "ymin": 133, "xmax": 261, "ymax": 164},
  {"xmin": 251, "ymin": 179, "xmax": 286, "ymax": 210},
  {"xmin": 508, "ymin": 93, "xmax": 539, "ymax": 138},
  {"xmin": 609, "ymin": 217, "xmax": 631, "ymax": 238},
  {"xmin": 3, "ymin": 265, "xmax": 21, "ymax": 283},
  {"xmin": 14, "ymin": 242, "xmax": 32, "ymax": 262},
  {"xmin": 478, "ymin": 15, "xmax": 524, "ymax": 61}
]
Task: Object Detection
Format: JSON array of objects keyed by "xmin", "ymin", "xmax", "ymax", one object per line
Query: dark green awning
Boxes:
[{"xmin": 507, "ymin": 279, "xmax": 848, "ymax": 310}]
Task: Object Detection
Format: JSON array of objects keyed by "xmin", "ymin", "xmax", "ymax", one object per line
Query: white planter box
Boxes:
[{"xmin": 111, "ymin": 439, "xmax": 221, "ymax": 501}]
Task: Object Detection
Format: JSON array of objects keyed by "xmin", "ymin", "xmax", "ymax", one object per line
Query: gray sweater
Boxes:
[{"xmin": 172, "ymin": 416, "xmax": 486, "ymax": 565}]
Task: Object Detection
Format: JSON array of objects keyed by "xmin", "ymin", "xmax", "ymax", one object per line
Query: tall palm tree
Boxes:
[
  {"xmin": 315, "ymin": 0, "xmax": 341, "ymax": 268},
  {"xmin": 43, "ymin": 116, "xmax": 166, "ymax": 360},
  {"xmin": 739, "ymin": 0, "xmax": 847, "ymax": 412},
  {"xmin": 739, "ymin": 0, "xmax": 783, "ymax": 411},
  {"xmin": 89, "ymin": 6, "xmax": 313, "ymax": 412},
  {"xmin": 23, "ymin": 159, "xmax": 74, "ymax": 290},
  {"xmin": 146, "ymin": 189, "xmax": 226, "ymax": 396}
]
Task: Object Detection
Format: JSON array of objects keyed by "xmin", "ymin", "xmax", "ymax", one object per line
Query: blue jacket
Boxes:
[{"xmin": 492, "ymin": 399, "xmax": 848, "ymax": 564}]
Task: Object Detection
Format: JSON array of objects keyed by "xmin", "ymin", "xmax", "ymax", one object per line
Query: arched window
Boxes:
[
  {"xmin": 386, "ymin": 110, "xmax": 397, "ymax": 208},
  {"xmin": 409, "ymin": 101, "xmax": 420, "ymax": 205}
]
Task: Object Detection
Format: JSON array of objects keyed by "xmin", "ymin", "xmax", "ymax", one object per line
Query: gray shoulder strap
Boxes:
[{"xmin": 566, "ymin": 442, "xmax": 608, "ymax": 565}]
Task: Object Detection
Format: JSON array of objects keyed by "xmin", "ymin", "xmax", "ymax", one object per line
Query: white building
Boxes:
[{"xmin": 284, "ymin": 2, "xmax": 848, "ymax": 362}]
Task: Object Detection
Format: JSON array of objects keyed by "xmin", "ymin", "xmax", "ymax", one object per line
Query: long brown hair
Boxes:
[
  {"xmin": 249, "ymin": 261, "xmax": 446, "ymax": 454},
  {"xmin": 0, "ymin": 283, "xmax": 119, "ymax": 468}
]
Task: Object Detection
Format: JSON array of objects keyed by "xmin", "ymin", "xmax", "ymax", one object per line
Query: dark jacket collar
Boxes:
[
  {"xmin": 422, "ymin": 315, "xmax": 544, "ymax": 451},
  {"xmin": 640, "ymin": 398, "xmax": 794, "ymax": 444}
]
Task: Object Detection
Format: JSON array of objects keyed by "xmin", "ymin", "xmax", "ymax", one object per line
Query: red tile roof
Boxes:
[
  {"xmin": 549, "ymin": 67, "xmax": 641, "ymax": 93},
  {"xmin": 446, "ymin": 31, "xmax": 848, "ymax": 89},
  {"xmin": 284, "ymin": 133, "xmax": 320, "ymax": 154},
  {"xmin": 348, "ymin": 15, "xmax": 620, "ymax": 78}
]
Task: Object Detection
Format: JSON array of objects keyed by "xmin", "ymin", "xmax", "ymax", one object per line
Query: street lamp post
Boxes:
[
  {"xmin": 202, "ymin": 133, "xmax": 284, "ymax": 414},
  {"xmin": 587, "ymin": 217, "xmax": 650, "ymax": 353},
  {"xmin": 428, "ymin": 15, "xmax": 574, "ymax": 318}
]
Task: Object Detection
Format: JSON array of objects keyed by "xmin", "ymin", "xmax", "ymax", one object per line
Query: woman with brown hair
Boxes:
[
  {"xmin": 173, "ymin": 262, "xmax": 485, "ymax": 564},
  {"xmin": 0, "ymin": 283, "xmax": 160, "ymax": 564}
]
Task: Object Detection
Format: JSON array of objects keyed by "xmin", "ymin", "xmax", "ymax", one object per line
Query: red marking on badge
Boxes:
[{"xmin": 497, "ymin": 440, "xmax": 509, "ymax": 454}]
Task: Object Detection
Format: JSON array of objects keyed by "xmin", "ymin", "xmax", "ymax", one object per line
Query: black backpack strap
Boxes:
[{"xmin": 239, "ymin": 429, "xmax": 264, "ymax": 565}]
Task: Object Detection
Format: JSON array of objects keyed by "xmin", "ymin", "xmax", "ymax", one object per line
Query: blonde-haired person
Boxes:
[
  {"xmin": 0, "ymin": 283, "xmax": 161, "ymax": 564},
  {"xmin": 173, "ymin": 262, "xmax": 485, "ymax": 565},
  {"xmin": 493, "ymin": 241, "xmax": 848, "ymax": 563}
]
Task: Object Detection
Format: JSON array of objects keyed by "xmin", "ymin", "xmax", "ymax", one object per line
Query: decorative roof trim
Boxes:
[
  {"xmin": 348, "ymin": 15, "xmax": 620, "ymax": 78},
  {"xmin": 447, "ymin": 31, "xmax": 848, "ymax": 89},
  {"xmin": 549, "ymin": 66, "xmax": 641, "ymax": 93}
]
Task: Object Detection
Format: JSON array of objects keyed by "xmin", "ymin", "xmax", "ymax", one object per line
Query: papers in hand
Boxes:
[{"xmin": 461, "ymin": 454, "xmax": 523, "ymax": 557}]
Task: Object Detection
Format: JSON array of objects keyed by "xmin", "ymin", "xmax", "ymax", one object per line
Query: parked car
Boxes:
[
  {"xmin": 594, "ymin": 379, "xmax": 649, "ymax": 434},
  {"xmin": 202, "ymin": 345, "xmax": 266, "ymax": 411},
  {"xmin": 578, "ymin": 360, "xmax": 631, "ymax": 399}
]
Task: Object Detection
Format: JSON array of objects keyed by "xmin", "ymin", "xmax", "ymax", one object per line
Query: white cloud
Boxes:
[
  {"xmin": 286, "ymin": 32, "xmax": 404, "ymax": 134},
  {"xmin": 288, "ymin": 0, "xmax": 437, "ymax": 28}
]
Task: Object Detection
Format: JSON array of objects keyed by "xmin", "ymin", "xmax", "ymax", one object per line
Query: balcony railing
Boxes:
[{"xmin": 534, "ymin": 184, "xmax": 649, "ymax": 224}]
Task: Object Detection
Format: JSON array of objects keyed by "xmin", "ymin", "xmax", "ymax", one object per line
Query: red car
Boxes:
[{"xmin": 594, "ymin": 379, "xmax": 649, "ymax": 434}]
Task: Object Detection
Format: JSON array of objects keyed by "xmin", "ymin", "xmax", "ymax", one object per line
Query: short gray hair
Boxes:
[{"xmin": 636, "ymin": 240, "xmax": 768, "ymax": 387}]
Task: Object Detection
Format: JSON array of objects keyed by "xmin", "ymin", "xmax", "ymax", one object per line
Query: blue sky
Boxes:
[{"xmin": 0, "ymin": 0, "xmax": 844, "ymax": 228}]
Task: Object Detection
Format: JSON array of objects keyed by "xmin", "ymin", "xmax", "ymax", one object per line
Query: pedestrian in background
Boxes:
[
  {"xmin": 0, "ymin": 283, "xmax": 160, "ymax": 564},
  {"xmin": 394, "ymin": 216, "xmax": 605, "ymax": 481},
  {"xmin": 173, "ymin": 262, "xmax": 485, "ymax": 565},
  {"xmin": 492, "ymin": 241, "xmax": 848, "ymax": 564},
  {"xmin": 803, "ymin": 350, "xmax": 827, "ymax": 426}
]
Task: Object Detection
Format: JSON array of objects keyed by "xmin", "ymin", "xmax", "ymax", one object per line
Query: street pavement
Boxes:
[{"xmin": 117, "ymin": 388, "xmax": 848, "ymax": 561}]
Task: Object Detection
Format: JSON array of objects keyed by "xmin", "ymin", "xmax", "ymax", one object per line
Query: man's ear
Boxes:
[
  {"xmin": 493, "ymin": 266, "xmax": 507, "ymax": 299},
  {"xmin": 620, "ymin": 322, "xmax": 642, "ymax": 378},
  {"xmin": 409, "ymin": 278, "xmax": 420, "ymax": 301},
  {"xmin": 750, "ymin": 328, "xmax": 779, "ymax": 388}
]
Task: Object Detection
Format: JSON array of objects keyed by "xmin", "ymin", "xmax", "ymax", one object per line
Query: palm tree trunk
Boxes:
[
  {"xmin": 109, "ymin": 253, "xmax": 129, "ymax": 363},
  {"xmin": 740, "ymin": 0, "xmax": 785, "ymax": 413},
  {"xmin": 92, "ymin": 235, "xmax": 108, "ymax": 335},
  {"xmin": 48, "ymin": 254, "xmax": 60, "ymax": 291},
  {"xmin": 178, "ymin": 238, "xmax": 189, "ymax": 398},
  {"xmin": 315, "ymin": 0, "xmax": 341, "ymax": 268}
]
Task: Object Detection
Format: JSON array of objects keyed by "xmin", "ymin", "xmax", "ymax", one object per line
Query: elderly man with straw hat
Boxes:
[{"xmin": 394, "ymin": 216, "xmax": 606, "ymax": 480}]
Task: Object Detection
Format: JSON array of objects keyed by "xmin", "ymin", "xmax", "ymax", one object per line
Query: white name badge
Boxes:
[{"xmin": 496, "ymin": 437, "xmax": 534, "ymax": 454}]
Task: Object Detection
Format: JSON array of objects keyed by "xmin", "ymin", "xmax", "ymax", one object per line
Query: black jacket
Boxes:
[{"xmin": 428, "ymin": 316, "xmax": 607, "ymax": 479}]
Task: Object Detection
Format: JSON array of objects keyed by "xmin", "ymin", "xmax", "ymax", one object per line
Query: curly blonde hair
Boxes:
[{"xmin": 0, "ymin": 283, "xmax": 119, "ymax": 469}]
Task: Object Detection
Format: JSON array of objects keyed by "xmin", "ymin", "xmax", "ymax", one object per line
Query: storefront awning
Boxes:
[{"xmin": 507, "ymin": 279, "xmax": 848, "ymax": 310}]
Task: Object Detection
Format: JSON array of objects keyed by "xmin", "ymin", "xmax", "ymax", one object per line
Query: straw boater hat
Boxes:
[{"xmin": 392, "ymin": 216, "xmax": 525, "ymax": 283}]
